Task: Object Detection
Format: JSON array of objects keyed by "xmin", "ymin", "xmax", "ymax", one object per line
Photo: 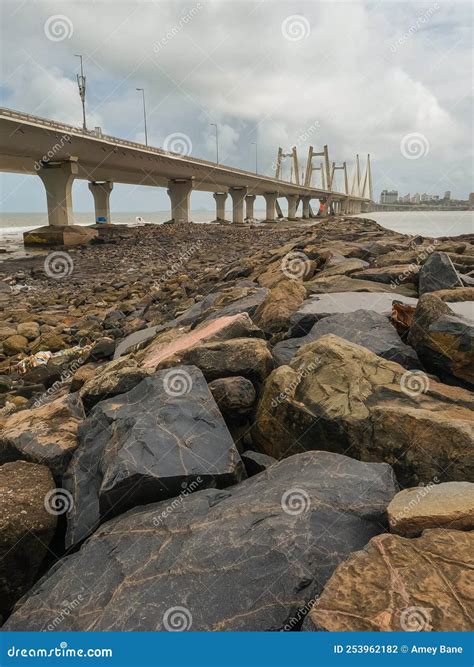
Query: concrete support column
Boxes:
[
  {"xmin": 167, "ymin": 179, "xmax": 193, "ymax": 223},
  {"xmin": 302, "ymin": 196, "xmax": 311, "ymax": 219},
  {"xmin": 38, "ymin": 161, "xmax": 78, "ymax": 226},
  {"xmin": 213, "ymin": 192, "xmax": 227, "ymax": 221},
  {"xmin": 245, "ymin": 194, "xmax": 256, "ymax": 221},
  {"xmin": 286, "ymin": 194, "xmax": 299, "ymax": 221},
  {"xmin": 88, "ymin": 181, "xmax": 113, "ymax": 223},
  {"xmin": 263, "ymin": 192, "xmax": 278, "ymax": 222},
  {"xmin": 229, "ymin": 187, "xmax": 248, "ymax": 224}
]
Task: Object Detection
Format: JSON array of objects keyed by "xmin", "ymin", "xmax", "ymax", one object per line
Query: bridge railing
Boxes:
[{"xmin": 0, "ymin": 106, "xmax": 364, "ymax": 199}]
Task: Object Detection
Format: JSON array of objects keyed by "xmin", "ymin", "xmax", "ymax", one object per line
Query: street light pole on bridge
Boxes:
[
  {"xmin": 136, "ymin": 88, "xmax": 148, "ymax": 146},
  {"xmin": 210, "ymin": 123, "xmax": 219, "ymax": 164}
]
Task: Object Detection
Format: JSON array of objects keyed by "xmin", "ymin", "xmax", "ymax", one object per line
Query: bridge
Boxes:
[{"xmin": 0, "ymin": 107, "xmax": 373, "ymax": 245}]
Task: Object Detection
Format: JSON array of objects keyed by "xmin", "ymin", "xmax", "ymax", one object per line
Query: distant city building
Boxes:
[
  {"xmin": 380, "ymin": 189, "xmax": 398, "ymax": 204},
  {"xmin": 469, "ymin": 193, "xmax": 474, "ymax": 209},
  {"xmin": 411, "ymin": 193, "xmax": 421, "ymax": 204},
  {"xmin": 444, "ymin": 190, "xmax": 451, "ymax": 200}
]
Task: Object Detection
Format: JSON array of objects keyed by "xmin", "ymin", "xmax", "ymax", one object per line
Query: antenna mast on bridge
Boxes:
[{"xmin": 75, "ymin": 54, "xmax": 87, "ymax": 131}]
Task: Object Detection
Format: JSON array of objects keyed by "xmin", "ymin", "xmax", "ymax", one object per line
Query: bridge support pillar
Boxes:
[
  {"xmin": 229, "ymin": 187, "xmax": 247, "ymax": 223},
  {"xmin": 89, "ymin": 181, "xmax": 113, "ymax": 223},
  {"xmin": 213, "ymin": 192, "xmax": 227, "ymax": 221},
  {"xmin": 286, "ymin": 194, "xmax": 299, "ymax": 221},
  {"xmin": 263, "ymin": 192, "xmax": 278, "ymax": 222},
  {"xmin": 24, "ymin": 160, "xmax": 97, "ymax": 246},
  {"xmin": 301, "ymin": 196, "xmax": 311, "ymax": 220},
  {"xmin": 245, "ymin": 194, "xmax": 256, "ymax": 221},
  {"xmin": 168, "ymin": 179, "xmax": 193, "ymax": 223},
  {"xmin": 38, "ymin": 161, "xmax": 77, "ymax": 227}
]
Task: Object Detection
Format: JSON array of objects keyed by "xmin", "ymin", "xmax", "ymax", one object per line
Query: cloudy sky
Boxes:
[{"xmin": 0, "ymin": 0, "xmax": 472, "ymax": 214}]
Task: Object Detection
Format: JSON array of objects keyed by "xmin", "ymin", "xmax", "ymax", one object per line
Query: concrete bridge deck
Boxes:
[{"xmin": 0, "ymin": 107, "xmax": 371, "ymax": 244}]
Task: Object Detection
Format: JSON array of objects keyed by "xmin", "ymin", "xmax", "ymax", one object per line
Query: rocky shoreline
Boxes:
[{"xmin": 0, "ymin": 216, "xmax": 473, "ymax": 631}]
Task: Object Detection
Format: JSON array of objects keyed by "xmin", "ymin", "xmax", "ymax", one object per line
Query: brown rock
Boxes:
[
  {"xmin": 0, "ymin": 460, "xmax": 57, "ymax": 618},
  {"xmin": 79, "ymin": 356, "xmax": 153, "ymax": 412},
  {"xmin": 3, "ymin": 334, "xmax": 29, "ymax": 356},
  {"xmin": 140, "ymin": 313, "xmax": 264, "ymax": 370},
  {"xmin": 0, "ymin": 393, "xmax": 85, "ymax": 479},
  {"xmin": 388, "ymin": 481, "xmax": 474, "ymax": 536},
  {"xmin": 408, "ymin": 294, "xmax": 473, "ymax": 388},
  {"xmin": 253, "ymin": 334, "xmax": 474, "ymax": 485},
  {"xmin": 253, "ymin": 279, "xmax": 307, "ymax": 335},
  {"xmin": 16, "ymin": 322, "xmax": 40, "ymax": 341},
  {"xmin": 305, "ymin": 274, "xmax": 417, "ymax": 297},
  {"xmin": 70, "ymin": 362, "xmax": 99, "ymax": 393},
  {"xmin": 158, "ymin": 337, "xmax": 273, "ymax": 387},
  {"xmin": 430, "ymin": 287, "xmax": 474, "ymax": 302},
  {"xmin": 308, "ymin": 530, "xmax": 473, "ymax": 631},
  {"xmin": 208, "ymin": 376, "xmax": 256, "ymax": 414}
]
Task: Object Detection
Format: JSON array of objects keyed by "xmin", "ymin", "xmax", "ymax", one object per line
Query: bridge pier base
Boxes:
[
  {"xmin": 229, "ymin": 187, "xmax": 247, "ymax": 223},
  {"xmin": 286, "ymin": 194, "xmax": 299, "ymax": 221},
  {"xmin": 168, "ymin": 179, "xmax": 193, "ymax": 223},
  {"xmin": 213, "ymin": 192, "xmax": 228, "ymax": 221},
  {"xmin": 245, "ymin": 194, "xmax": 256, "ymax": 221},
  {"xmin": 301, "ymin": 196, "xmax": 311, "ymax": 220},
  {"xmin": 89, "ymin": 181, "xmax": 113, "ymax": 223},
  {"xmin": 24, "ymin": 160, "xmax": 97, "ymax": 246},
  {"xmin": 263, "ymin": 192, "xmax": 278, "ymax": 222}
]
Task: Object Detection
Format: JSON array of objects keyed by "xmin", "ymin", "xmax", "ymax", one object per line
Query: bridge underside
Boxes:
[{"xmin": 0, "ymin": 112, "xmax": 369, "ymax": 245}]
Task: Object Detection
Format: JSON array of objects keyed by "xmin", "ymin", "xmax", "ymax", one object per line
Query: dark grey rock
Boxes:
[
  {"xmin": 289, "ymin": 293, "xmax": 418, "ymax": 337},
  {"xmin": 419, "ymin": 252, "xmax": 463, "ymax": 295},
  {"xmin": 6, "ymin": 451, "xmax": 397, "ymax": 631},
  {"xmin": 64, "ymin": 365, "xmax": 245, "ymax": 548},
  {"xmin": 241, "ymin": 450, "xmax": 276, "ymax": 476},
  {"xmin": 274, "ymin": 310, "xmax": 420, "ymax": 369}
]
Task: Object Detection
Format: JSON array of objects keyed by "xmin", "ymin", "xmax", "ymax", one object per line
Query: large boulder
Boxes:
[
  {"xmin": 64, "ymin": 366, "xmax": 245, "ymax": 547},
  {"xmin": 0, "ymin": 393, "xmax": 85, "ymax": 479},
  {"xmin": 253, "ymin": 335, "xmax": 474, "ymax": 486},
  {"xmin": 79, "ymin": 356, "xmax": 153, "ymax": 412},
  {"xmin": 272, "ymin": 310, "xmax": 420, "ymax": 369},
  {"xmin": 5, "ymin": 451, "xmax": 397, "ymax": 631},
  {"xmin": 155, "ymin": 338, "xmax": 273, "ymax": 388},
  {"xmin": 0, "ymin": 461, "xmax": 56, "ymax": 619},
  {"xmin": 253, "ymin": 279, "xmax": 307, "ymax": 335},
  {"xmin": 419, "ymin": 252, "xmax": 463, "ymax": 295},
  {"xmin": 388, "ymin": 482, "xmax": 474, "ymax": 536},
  {"xmin": 180, "ymin": 286, "xmax": 269, "ymax": 327},
  {"xmin": 308, "ymin": 529, "xmax": 473, "ymax": 631},
  {"xmin": 305, "ymin": 275, "xmax": 416, "ymax": 297},
  {"xmin": 289, "ymin": 293, "xmax": 418, "ymax": 336},
  {"xmin": 139, "ymin": 313, "xmax": 264, "ymax": 370},
  {"xmin": 351, "ymin": 264, "xmax": 420, "ymax": 286},
  {"xmin": 408, "ymin": 294, "xmax": 473, "ymax": 388}
]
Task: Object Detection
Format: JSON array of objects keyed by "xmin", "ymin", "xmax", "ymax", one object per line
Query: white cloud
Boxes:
[{"xmin": 0, "ymin": 0, "xmax": 472, "ymax": 212}]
